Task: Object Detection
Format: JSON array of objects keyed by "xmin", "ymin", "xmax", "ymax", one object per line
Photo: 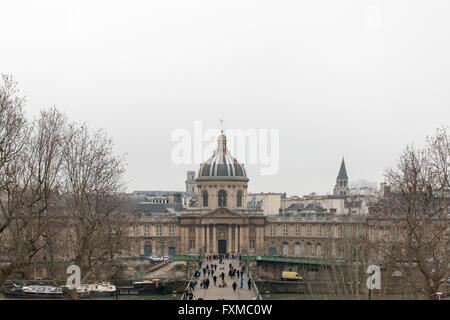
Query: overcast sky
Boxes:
[{"xmin": 1, "ymin": 1, "xmax": 449, "ymax": 196}]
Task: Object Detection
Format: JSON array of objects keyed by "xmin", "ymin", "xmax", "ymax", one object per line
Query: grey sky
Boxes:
[{"xmin": 1, "ymin": 0, "xmax": 449, "ymax": 196}]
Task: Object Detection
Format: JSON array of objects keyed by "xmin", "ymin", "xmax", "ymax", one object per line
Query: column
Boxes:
[
  {"xmin": 212, "ymin": 225, "xmax": 217, "ymax": 253},
  {"xmin": 255, "ymin": 226, "xmax": 261, "ymax": 255},
  {"xmin": 235, "ymin": 225, "xmax": 239, "ymax": 253},
  {"xmin": 199, "ymin": 225, "xmax": 204, "ymax": 253},
  {"xmin": 185, "ymin": 227, "xmax": 190, "ymax": 254},
  {"xmin": 181, "ymin": 226, "xmax": 187, "ymax": 253},
  {"xmin": 196, "ymin": 225, "xmax": 201, "ymax": 253},
  {"xmin": 227, "ymin": 225, "xmax": 232, "ymax": 253},
  {"xmin": 205, "ymin": 225, "xmax": 210, "ymax": 253}
]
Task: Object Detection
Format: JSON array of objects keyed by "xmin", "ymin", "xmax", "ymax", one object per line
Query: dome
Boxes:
[{"xmin": 196, "ymin": 132, "xmax": 248, "ymax": 181}]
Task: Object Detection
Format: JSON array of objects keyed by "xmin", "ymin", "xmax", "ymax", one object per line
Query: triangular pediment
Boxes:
[{"xmin": 203, "ymin": 207, "xmax": 243, "ymax": 218}]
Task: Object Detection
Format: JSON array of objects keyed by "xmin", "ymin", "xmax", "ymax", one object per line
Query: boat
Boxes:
[
  {"xmin": 3, "ymin": 282, "xmax": 113, "ymax": 299},
  {"xmin": 117, "ymin": 279, "xmax": 165, "ymax": 295},
  {"xmin": 83, "ymin": 282, "xmax": 116, "ymax": 297},
  {"xmin": 3, "ymin": 284, "xmax": 67, "ymax": 299}
]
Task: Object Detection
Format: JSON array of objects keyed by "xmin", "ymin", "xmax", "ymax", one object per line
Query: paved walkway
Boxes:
[{"xmin": 189, "ymin": 257, "xmax": 258, "ymax": 300}]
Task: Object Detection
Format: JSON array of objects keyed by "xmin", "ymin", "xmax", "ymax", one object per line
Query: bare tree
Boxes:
[
  {"xmin": 309, "ymin": 224, "xmax": 373, "ymax": 299},
  {"xmin": 370, "ymin": 127, "xmax": 450, "ymax": 299},
  {"xmin": 0, "ymin": 74, "xmax": 67, "ymax": 289},
  {"xmin": 61, "ymin": 123, "xmax": 128, "ymax": 282}
]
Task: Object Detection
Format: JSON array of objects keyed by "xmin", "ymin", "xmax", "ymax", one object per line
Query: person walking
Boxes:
[
  {"xmin": 213, "ymin": 275, "xmax": 217, "ymax": 286},
  {"xmin": 240, "ymin": 277, "xmax": 243, "ymax": 289},
  {"xmin": 232, "ymin": 281, "xmax": 237, "ymax": 293},
  {"xmin": 247, "ymin": 278, "xmax": 252, "ymax": 290}
]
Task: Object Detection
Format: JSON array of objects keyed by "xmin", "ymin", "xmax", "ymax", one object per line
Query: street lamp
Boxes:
[{"xmin": 265, "ymin": 291, "xmax": 270, "ymax": 299}]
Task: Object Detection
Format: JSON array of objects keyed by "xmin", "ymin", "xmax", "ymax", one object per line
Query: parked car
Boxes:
[{"xmin": 149, "ymin": 256, "xmax": 163, "ymax": 262}]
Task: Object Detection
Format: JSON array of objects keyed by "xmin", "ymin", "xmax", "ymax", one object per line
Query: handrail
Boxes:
[
  {"xmin": 180, "ymin": 257, "xmax": 201, "ymax": 300},
  {"xmin": 243, "ymin": 255, "xmax": 341, "ymax": 266},
  {"xmin": 243, "ymin": 258, "xmax": 262, "ymax": 300}
]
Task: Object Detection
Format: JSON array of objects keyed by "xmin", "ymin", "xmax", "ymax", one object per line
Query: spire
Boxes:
[{"xmin": 337, "ymin": 158, "xmax": 348, "ymax": 180}]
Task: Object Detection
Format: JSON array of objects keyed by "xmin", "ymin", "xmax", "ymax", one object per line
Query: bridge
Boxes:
[
  {"xmin": 242, "ymin": 255, "xmax": 341, "ymax": 266},
  {"xmin": 181, "ymin": 256, "xmax": 261, "ymax": 300}
]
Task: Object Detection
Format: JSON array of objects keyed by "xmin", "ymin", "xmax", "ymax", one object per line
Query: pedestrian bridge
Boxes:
[{"xmin": 183, "ymin": 257, "xmax": 261, "ymax": 300}]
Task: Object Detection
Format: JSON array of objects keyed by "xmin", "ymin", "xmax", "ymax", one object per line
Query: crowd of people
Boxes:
[{"xmin": 182, "ymin": 253, "xmax": 254, "ymax": 300}]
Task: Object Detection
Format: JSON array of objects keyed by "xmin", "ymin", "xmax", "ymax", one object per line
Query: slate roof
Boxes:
[
  {"xmin": 124, "ymin": 195, "xmax": 183, "ymax": 216},
  {"xmin": 337, "ymin": 158, "xmax": 348, "ymax": 180}
]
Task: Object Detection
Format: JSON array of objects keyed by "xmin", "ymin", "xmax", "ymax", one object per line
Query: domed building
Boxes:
[
  {"xmin": 174, "ymin": 130, "xmax": 266, "ymax": 255},
  {"xmin": 196, "ymin": 131, "xmax": 249, "ymax": 209}
]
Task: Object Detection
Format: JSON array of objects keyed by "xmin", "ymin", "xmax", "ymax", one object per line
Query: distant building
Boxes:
[
  {"xmin": 247, "ymin": 193, "xmax": 282, "ymax": 215},
  {"xmin": 350, "ymin": 186, "xmax": 378, "ymax": 197},
  {"xmin": 333, "ymin": 158, "xmax": 350, "ymax": 196},
  {"xmin": 185, "ymin": 170, "xmax": 197, "ymax": 194},
  {"xmin": 379, "ymin": 182, "xmax": 391, "ymax": 198}
]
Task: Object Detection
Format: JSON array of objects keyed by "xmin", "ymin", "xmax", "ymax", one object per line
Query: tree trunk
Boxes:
[{"xmin": 0, "ymin": 263, "xmax": 17, "ymax": 290}]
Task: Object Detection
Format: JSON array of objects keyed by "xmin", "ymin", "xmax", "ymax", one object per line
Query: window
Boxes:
[
  {"xmin": 156, "ymin": 225, "xmax": 162, "ymax": 236},
  {"xmin": 134, "ymin": 225, "xmax": 140, "ymax": 236},
  {"xmin": 306, "ymin": 242, "xmax": 312, "ymax": 256},
  {"xmin": 283, "ymin": 225, "xmax": 289, "ymax": 237},
  {"xmin": 144, "ymin": 225, "xmax": 150, "ymax": 237},
  {"xmin": 295, "ymin": 226, "xmax": 300, "ymax": 237},
  {"xmin": 189, "ymin": 225, "xmax": 195, "ymax": 233},
  {"xmin": 340, "ymin": 226, "xmax": 345, "ymax": 238},
  {"xmin": 237, "ymin": 191, "xmax": 242, "ymax": 207},
  {"xmin": 189, "ymin": 240, "xmax": 195, "ymax": 249},
  {"xmin": 306, "ymin": 225, "xmax": 311, "ymax": 237},
  {"xmin": 169, "ymin": 225, "xmax": 175, "ymax": 236},
  {"xmin": 282, "ymin": 242, "xmax": 288, "ymax": 256},
  {"xmin": 250, "ymin": 225, "xmax": 255, "ymax": 233},
  {"xmin": 203, "ymin": 191, "xmax": 208, "ymax": 207},
  {"xmin": 250, "ymin": 240, "xmax": 255, "ymax": 249},
  {"xmin": 317, "ymin": 225, "xmax": 322, "ymax": 236},
  {"xmin": 316, "ymin": 243, "xmax": 322, "ymax": 257},
  {"xmin": 339, "ymin": 245, "xmax": 345, "ymax": 258},
  {"xmin": 294, "ymin": 243, "xmax": 301, "ymax": 256},
  {"xmin": 218, "ymin": 190, "xmax": 227, "ymax": 207},
  {"xmin": 144, "ymin": 241, "xmax": 152, "ymax": 256},
  {"xmin": 270, "ymin": 225, "xmax": 276, "ymax": 236}
]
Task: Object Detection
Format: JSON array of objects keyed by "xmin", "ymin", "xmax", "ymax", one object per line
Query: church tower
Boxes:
[{"xmin": 333, "ymin": 158, "xmax": 350, "ymax": 196}]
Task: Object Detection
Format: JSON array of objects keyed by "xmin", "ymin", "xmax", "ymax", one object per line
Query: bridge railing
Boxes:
[
  {"xmin": 243, "ymin": 255, "xmax": 341, "ymax": 266},
  {"xmin": 243, "ymin": 257, "xmax": 263, "ymax": 300},
  {"xmin": 180, "ymin": 256, "xmax": 202, "ymax": 300}
]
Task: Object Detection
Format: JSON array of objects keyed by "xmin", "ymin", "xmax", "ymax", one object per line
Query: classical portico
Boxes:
[{"xmin": 179, "ymin": 206, "xmax": 265, "ymax": 255}]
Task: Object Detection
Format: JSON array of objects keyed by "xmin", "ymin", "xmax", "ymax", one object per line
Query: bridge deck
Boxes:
[{"xmin": 189, "ymin": 257, "xmax": 258, "ymax": 300}]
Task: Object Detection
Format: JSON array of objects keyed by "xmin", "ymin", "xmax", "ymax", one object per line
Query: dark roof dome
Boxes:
[{"xmin": 196, "ymin": 132, "xmax": 248, "ymax": 182}]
